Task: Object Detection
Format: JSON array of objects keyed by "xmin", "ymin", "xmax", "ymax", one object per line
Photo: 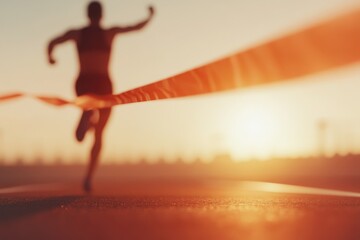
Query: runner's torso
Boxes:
[
  {"xmin": 75, "ymin": 26, "xmax": 114, "ymax": 95},
  {"xmin": 76, "ymin": 26, "xmax": 112, "ymax": 76}
]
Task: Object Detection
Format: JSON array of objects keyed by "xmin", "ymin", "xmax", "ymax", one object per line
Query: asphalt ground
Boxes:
[{"xmin": 0, "ymin": 180, "xmax": 360, "ymax": 240}]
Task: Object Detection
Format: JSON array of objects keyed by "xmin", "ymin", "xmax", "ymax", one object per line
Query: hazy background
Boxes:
[{"xmin": 1, "ymin": 0, "xmax": 360, "ymax": 164}]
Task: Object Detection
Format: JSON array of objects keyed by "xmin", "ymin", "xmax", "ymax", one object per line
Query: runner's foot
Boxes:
[
  {"xmin": 76, "ymin": 111, "xmax": 94, "ymax": 142},
  {"xmin": 83, "ymin": 178, "xmax": 92, "ymax": 193}
]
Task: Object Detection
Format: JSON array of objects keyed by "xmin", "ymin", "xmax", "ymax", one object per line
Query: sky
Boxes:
[{"xmin": 1, "ymin": 0, "xmax": 360, "ymax": 164}]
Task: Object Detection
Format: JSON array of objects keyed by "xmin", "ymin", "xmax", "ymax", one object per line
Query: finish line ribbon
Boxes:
[
  {"xmin": 2, "ymin": 9, "xmax": 360, "ymax": 110},
  {"xmin": 0, "ymin": 92, "xmax": 70, "ymax": 107}
]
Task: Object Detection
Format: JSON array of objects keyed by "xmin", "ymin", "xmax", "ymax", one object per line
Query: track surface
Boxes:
[{"xmin": 1, "ymin": 180, "xmax": 360, "ymax": 240}]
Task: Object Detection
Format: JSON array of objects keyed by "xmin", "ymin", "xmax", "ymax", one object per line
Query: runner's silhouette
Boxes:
[{"xmin": 47, "ymin": 1, "xmax": 155, "ymax": 192}]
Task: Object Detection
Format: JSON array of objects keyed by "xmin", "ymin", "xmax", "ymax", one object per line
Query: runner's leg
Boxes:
[
  {"xmin": 83, "ymin": 108, "xmax": 111, "ymax": 192},
  {"xmin": 76, "ymin": 110, "xmax": 94, "ymax": 142}
]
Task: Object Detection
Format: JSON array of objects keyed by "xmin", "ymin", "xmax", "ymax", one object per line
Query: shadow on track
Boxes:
[{"xmin": 0, "ymin": 196, "xmax": 83, "ymax": 222}]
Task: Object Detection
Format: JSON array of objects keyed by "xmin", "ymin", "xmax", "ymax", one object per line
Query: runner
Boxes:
[{"xmin": 47, "ymin": 1, "xmax": 155, "ymax": 192}]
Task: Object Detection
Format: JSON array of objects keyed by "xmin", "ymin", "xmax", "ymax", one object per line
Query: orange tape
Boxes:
[
  {"xmin": 2, "ymin": 9, "xmax": 360, "ymax": 110},
  {"xmin": 0, "ymin": 93, "xmax": 23, "ymax": 102}
]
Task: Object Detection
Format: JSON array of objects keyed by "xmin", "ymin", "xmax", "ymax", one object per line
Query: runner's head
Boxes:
[{"xmin": 87, "ymin": 1, "xmax": 102, "ymax": 23}]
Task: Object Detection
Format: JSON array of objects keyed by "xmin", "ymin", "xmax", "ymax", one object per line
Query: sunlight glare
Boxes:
[{"xmin": 222, "ymin": 94, "xmax": 281, "ymax": 159}]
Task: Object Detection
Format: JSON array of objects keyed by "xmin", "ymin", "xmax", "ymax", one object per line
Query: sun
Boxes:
[{"xmin": 220, "ymin": 98, "xmax": 281, "ymax": 159}]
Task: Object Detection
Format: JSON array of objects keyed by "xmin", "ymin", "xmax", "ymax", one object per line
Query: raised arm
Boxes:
[
  {"xmin": 47, "ymin": 29, "xmax": 79, "ymax": 65},
  {"xmin": 110, "ymin": 6, "xmax": 155, "ymax": 36}
]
